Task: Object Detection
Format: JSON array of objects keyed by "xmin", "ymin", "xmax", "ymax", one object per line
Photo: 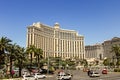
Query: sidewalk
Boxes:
[{"xmin": 2, "ymin": 78, "xmax": 22, "ymax": 80}]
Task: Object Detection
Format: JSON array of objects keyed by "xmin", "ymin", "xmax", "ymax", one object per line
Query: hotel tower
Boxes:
[{"xmin": 26, "ymin": 22, "xmax": 85, "ymax": 59}]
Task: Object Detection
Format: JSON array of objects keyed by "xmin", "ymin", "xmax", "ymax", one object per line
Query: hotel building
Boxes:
[
  {"xmin": 85, "ymin": 43, "xmax": 104, "ymax": 66},
  {"xmin": 26, "ymin": 22, "xmax": 85, "ymax": 59},
  {"xmin": 85, "ymin": 43, "xmax": 103, "ymax": 60}
]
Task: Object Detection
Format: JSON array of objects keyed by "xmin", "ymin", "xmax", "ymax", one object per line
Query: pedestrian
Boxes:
[
  {"xmin": 87, "ymin": 69, "xmax": 90, "ymax": 76},
  {"xmin": 11, "ymin": 70, "xmax": 15, "ymax": 78}
]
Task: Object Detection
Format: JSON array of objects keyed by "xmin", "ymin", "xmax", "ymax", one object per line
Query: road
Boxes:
[
  {"xmin": 43, "ymin": 70, "xmax": 120, "ymax": 80},
  {"xmin": 5, "ymin": 70, "xmax": 120, "ymax": 80},
  {"xmin": 71, "ymin": 70, "xmax": 120, "ymax": 80}
]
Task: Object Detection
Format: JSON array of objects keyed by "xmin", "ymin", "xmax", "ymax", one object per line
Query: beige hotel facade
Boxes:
[
  {"xmin": 26, "ymin": 22, "xmax": 85, "ymax": 59},
  {"xmin": 85, "ymin": 43, "xmax": 103, "ymax": 60}
]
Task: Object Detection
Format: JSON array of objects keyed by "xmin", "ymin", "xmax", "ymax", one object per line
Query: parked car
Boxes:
[
  {"xmin": 102, "ymin": 69, "xmax": 107, "ymax": 74},
  {"xmin": 34, "ymin": 73, "xmax": 46, "ymax": 79},
  {"xmin": 22, "ymin": 75, "xmax": 36, "ymax": 80},
  {"xmin": 89, "ymin": 72, "xmax": 100, "ymax": 77}
]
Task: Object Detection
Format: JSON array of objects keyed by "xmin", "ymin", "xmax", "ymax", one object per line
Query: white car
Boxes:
[
  {"xmin": 57, "ymin": 73, "xmax": 72, "ymax": 80},
  {"xmin": 34, "ymin": 73, "xmax": 46, "ymax": 79},
  {"xmin": 90, "ymin": 72, "xmax": 100, "ymax": 77},
  {"xmin": 22, "ymin": 75, "xmax": 36, "ymax": 80}
]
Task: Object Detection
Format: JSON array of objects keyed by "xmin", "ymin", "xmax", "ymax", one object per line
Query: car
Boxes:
[
  {"xmin": 58, "ymin": 71, "xmax": 66, "ymax": 75},
  {"xmin": 57, "ymin": 72, "xmax": 72, "ymax": 80},
  {"xmin": 34, "ymin": 73, "xmax": 46, "ymax": 79},
  {"xmin": 89, "ymin": 72, "xmax": 100, "ymax": 77},
  {"xmin": 40, "ymin": 69, "xmax": 54, "ymax": 74},
  {"xmin": 102, "ymin": 69, "xmax": 107, "ymax": 74},
  {"xmin": 22, "ymin": 75, "xmax": 36, "ymax": 80},
  {"xmin": 57, "ymin": 74, "xmax": 72, "ymax": 80}
]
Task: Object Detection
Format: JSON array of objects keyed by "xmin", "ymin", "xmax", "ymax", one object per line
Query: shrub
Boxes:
[{"xmin": 114, "ymin": 68, "xmax": 120, "ymax": 72}]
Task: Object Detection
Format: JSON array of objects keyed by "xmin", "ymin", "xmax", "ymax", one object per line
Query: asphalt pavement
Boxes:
[{"xmin": 1, "ymin": 70, "xmax": 120, "ymax": 80}]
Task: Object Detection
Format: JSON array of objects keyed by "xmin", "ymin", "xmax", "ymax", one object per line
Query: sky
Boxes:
[{"xmin": 0, "ymin": 0, "xmax": 120, "ymax": 47}]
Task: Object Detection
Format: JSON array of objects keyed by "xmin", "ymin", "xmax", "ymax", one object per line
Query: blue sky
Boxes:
[{"xmin": 0, "ymin": 0, "xmax": 120, "ymax": 47}]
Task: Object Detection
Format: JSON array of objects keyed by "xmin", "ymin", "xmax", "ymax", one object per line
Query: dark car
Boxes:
[
  {"xmin": 40, "ymin": 69, "xmax": 54, "ymax": 74},
  {"xmin": 87, "ymin": 70, "xmax": 93, "ymax": 76}
]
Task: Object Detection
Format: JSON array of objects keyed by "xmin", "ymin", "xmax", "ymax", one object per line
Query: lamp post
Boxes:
[
  {"xmin": 58, "ymin": 30, "xmax": 61, "ymax": 70},
  {"xmin": 47, "ymin": 50, "xmax": 50, "ymax": 75},
  {"xmin": 59, "ymin": 54, "xmax": 61, "ymax": 70}
]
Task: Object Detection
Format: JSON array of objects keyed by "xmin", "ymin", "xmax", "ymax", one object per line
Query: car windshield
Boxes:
[
  {"xmin": 36, "ymin": 73, "xmax": 42, "ymax": 75},
  {"xmin": 58, "ymin": 74, "xmax": 66, "ymax": 76},
  {"xmin": 25, "ymin": 75, "xmax": 34, "ymax": 77},
  {"xmin": 66, "ymin": 73, "xmax": 71, "ymax": 75},
  {"xmin": 94, "ymin": 72, "xmax": 99, "ymax": 74}
]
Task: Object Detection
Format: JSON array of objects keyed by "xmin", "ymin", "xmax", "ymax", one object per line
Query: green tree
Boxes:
[
  {"xmin": 52, "ymin": 57, "xmax": 62, "ymax": 69},
  {"xmin": 7, "ymin": 43, "xmax": 19, "ymax": 78},
  {"xmin": 26, "ymin": 45, "xmax": 36, "ymax": 68},
  {"xmin": 80, "ymin": 59, "xmax": 88, "ymax": 67},
  {"xmin": 111, "ymin": 45, "xmax": 120, "ymax": 67},
  {"xmin": 34, "ymin": 48, "xmax": 43, "ymax": 69},
  {"xmin": 65, "ymin": 59, "xmax": 75, "ymax": 69},
  {"xmin": 0, "ymin": 37, "xmax": 12, "ymax": 68},
  {"xmin": 103, "ymin": 58, "xmax": 110, "ymax": 66},
  {"xmin": 14, "ymin": 46, "xmax": 26, "ymax": 77},
  {"xmin": 95, "ymin": 60, "xmax": 99, "ymax": 65}
]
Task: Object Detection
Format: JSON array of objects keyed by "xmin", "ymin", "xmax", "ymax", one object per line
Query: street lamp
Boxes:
[
  {"xmin": 59, "ymin": 54, "xmax": 61, "ymax": 70},
  {"xmin": 47, "ymin": 50, "xmax": 50, "ymax": 75},
  {"xmin": 58, "ymin": 30, "xmax": 61, "ymax": 70}
]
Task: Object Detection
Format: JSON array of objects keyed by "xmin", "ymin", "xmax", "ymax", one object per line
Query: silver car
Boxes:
[
  {"xmin": 57, "ymin": 73, "xmax": 72, "ymax": 80},
  {"xmin": 22, "ymin": 75, "xmax": 36, "ymax": 80},
  {"xmin": 90, "ymin": 72, "xmax": 100, "ymax": 77},
  {"xmin": 34, "ymin": 73, "xmax": 46, "ymax": 79}
]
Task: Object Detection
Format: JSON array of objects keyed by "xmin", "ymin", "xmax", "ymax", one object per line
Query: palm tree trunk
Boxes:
[
  {"xmin": 30, "ymin": 53, "xmax": 32, "ymax": 68},
  {"xmin": 19, "ymin": 60, "xmax": 22, "ymax": 77},
  {"xmin": 10, "ymin": 56, "xmax": 13, "ymax": 78},
  {"xmin": 38, "ymin": 56, "xmax": 40, "ymax": 70}
]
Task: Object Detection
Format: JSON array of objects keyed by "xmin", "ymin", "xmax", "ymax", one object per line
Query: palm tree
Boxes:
[
  {"xmin": 0, "ymin": 37, "xmax": 12, "ymax": 54},
  {"xmin": 15, "ymin": 46, "xmax": 26, "ymax": 77},
  {"xmin": 35, "ymin": 48, "xmax": 43, "ymax": 69},
  {"xmin": 0, "ymin": 37, "xmax": 12, "ymax": 68},
  {"xmin": 7, "ymin": 43, "xmax": 18, "ymax": 78},
  {"xmin": 80, "ymin": 59, "xmax": 88, "ymax": 67},
  {"xmin": 26, "ymin": 45, "xmax": 36, "ymax": 68},
  {"xmin": 111, "ymin": 45, "xmax": 120, "ymax": 67},
  {"xmin": 103, "ymin": 58, "xmax": 110, "ymax": 66}
]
